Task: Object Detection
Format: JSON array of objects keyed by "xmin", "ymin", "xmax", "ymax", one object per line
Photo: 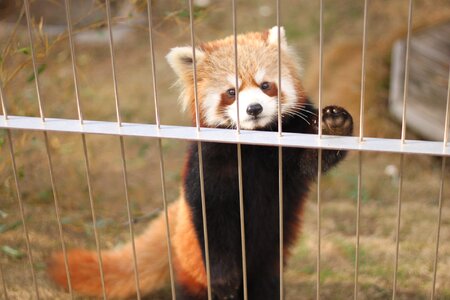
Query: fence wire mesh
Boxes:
[{"xmin": 0, "ymin": 0, "xmax": 449, "ymax": 299}]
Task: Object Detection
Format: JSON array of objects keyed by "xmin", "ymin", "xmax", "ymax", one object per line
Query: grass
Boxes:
[{"xmin": 1, "ymin": 0, "xmax": 450, "ymax": 299}]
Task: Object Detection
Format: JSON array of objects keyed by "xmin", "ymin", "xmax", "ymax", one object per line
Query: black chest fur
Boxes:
[{"xmin": 183, "ymin": 115, "xmax": 315, "ymax": 277}]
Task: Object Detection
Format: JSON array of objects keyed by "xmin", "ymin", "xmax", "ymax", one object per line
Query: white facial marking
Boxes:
[
  {"xmin": 226, "ymin": 87, "xmax": 277, "ymax": 130},
  {"xmin": 280, "ymin": 73, "xmax": 297, "ymax": 111},
  {"xmin": 202, "ymin": 91, "xmax": 223, "ymax": 126},
  {"xmin": 226, "ymin": 75, "xmax": 241, "ymax": 89},
  {"xmin": 254, "ymin": 69, "xmax": 266, "ymax": 84}
]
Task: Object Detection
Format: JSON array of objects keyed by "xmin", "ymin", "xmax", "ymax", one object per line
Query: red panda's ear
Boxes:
[
  {"xmin": 266, "ymin": 26, "xmax": 287, "ymax": 50},
  {"xmin": 166, "ymin": 47, "xmax": 206, "ymax": 79}
]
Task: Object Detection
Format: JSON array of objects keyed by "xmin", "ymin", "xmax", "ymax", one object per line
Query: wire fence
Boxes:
[{"xmin": 0, "ymin": 0, "xmax": 449, "ymax": 299}]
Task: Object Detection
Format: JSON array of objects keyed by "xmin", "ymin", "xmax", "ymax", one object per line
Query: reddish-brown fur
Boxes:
[
  {"xmin": 48, "ymin": 201, "xmax": 179, "ymax": 298},
  {"xmin": 47, "ymin": 27, "xmax": 318, "ymax": 299},
  {"xmin": 261, "ymin": 82, "xmax": 278, "ymax": 97},
  {"xmin": 173, "ymin": 198, "xmax": 207, "ymax": 296}
]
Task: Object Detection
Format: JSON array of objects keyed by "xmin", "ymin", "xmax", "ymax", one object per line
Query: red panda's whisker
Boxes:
[
  {"xmin": 298, "ymin": 109, "xmax": 317, "ymax": 116},
  {"xmin": 283, "ymin": 110, "xmax": 311, "ymax": 125},
  {"xmin": 287, "ymin": 110, "xmax": 311, "ymax": 123},
  {"xmin": 282, "ymin": 103, "xmax": 317, "ymax": 117}
]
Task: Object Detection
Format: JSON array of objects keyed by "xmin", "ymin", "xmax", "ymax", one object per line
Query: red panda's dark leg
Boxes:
[
  {"xmin": 248, "ymin": 274, "xmax": 279, "ymax": 300},
  {"xmin": 184, "ymin": 142, "xmax": 245, "ymax": 300},
  {"xmin": 295, "ymin": 147, "xmax": 349, "ymax": 177},
  {"xmin": 209, "ymin": 264, "xmax": 242, "ymax": 300},
  {"xmin": 175, "ymin": 283, "xmax": 207, "ymax": 300},
  {"xmin": 197, "ymin": 216, "xmax": 243, "ymax": 300},
  {"xmin": 297, "ymin": 105, "xmax": 354, "ymax": 177}
]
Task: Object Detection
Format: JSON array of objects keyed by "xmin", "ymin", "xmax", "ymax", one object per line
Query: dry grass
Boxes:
[{"xmin": 1, "ymin": 0, "xmax": 450, "ymax": 299}]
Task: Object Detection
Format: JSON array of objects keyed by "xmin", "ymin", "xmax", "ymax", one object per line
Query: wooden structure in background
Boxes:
[{"xmin": 389, "ymin": 22, "xmax": 450, "ymax": 141}]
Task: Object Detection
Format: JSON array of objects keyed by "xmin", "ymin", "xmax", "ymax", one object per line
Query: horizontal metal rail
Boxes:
[{"xmin": 1, "ymin": 115, "xmax": 449, "ymax": 156}]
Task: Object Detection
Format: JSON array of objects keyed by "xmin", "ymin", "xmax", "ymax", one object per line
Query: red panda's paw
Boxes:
[{"xmin": 321, "ymin": 106, "xmax": 353, "ymax": 136}]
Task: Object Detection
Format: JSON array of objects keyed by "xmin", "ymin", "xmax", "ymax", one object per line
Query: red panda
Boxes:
[{"xmin": 48, "ymin": 26, "xmax": 353, "ymax": 299}]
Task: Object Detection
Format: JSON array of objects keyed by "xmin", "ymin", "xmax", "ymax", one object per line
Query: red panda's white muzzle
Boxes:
[{"xmin": 226, "ymin": 88, "xmax": 278, "ymax": 130}]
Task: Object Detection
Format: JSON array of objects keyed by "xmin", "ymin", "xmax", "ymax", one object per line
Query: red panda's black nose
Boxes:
[{"xmin": 246, "ymin": 103, "xmax": 263, "ymax": 117}]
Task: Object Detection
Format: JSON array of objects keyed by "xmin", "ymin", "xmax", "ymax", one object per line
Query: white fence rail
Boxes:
[{"xmin": 1, "ymin": 116, "xmax": 449, "ymax": 156}]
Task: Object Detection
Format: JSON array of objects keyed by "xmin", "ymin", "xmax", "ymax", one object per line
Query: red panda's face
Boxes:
[{"xmin": 167, "ymin": 27, "xmax": 306, "ymax": 130}]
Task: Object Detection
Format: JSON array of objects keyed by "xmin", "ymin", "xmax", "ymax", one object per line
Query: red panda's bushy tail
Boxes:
[{"xmin": 48, "ymin": 201, "xmax": 179, "ymax": 298}]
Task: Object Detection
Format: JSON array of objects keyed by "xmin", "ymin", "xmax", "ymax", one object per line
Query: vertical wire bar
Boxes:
[
  {"xmin": 64, "ymin": 0, "xmax": 107, "ymax": 296},
  {"xmin": 0, "ymin": 87, "xmax": 7, "ymax": 300},
  {"xmin": 400, "ymin": 0, "xmax": 413, "ymax": 144},
  {"xmin": 394, "ymin": 1, "xmax": 412, "ymax": 292},
  {"xmin": 188, "ymin": 1, "xmax": 212, "ymax": 299},
  {"xmin": 147, "ymin": 0, "xmax": 161, "ymax": 129},
  {"xmin": 1, "ymin": 86, "xmax": 10, "ymax": 300},
  {"xmin": 359, "ymin": 0, "xmax": 368, "ymax": 143},
  {"xmin": 318, "ymin": 0, "xmax": 324, "ymax": 139},
  {"xmin": 232, "ymin": 0, "xmax": 241, "ymax": 135},
  {"xmin": 0, "ymin": 80, "xmax": 7, "ymax": 120},
  {"xmin": 431, "ymin": 68, "xmax": 450, "ymax": 299},
  {"xmin": 0, "ymin": 33, "xmax": 37, "ymax": 300},
  {"xmin": 23, "ymin": 0, "xmax": 44, "ymax": 122},
  {"xmin": 43, "ymin": 133, "xmax": 74, "ymax": 299},
  {"xmin": 392, "ymin": 154, "xmax": 405, "ymax": 300},
  {"xmin": 278, "ymin": 144, "xmax": 284, "ymax": 300},
  {"xmin": 104, "ymin": 1, "xmax": 141, "ymax": 297},
  {"xmin": 316, "ymin": 148, "xmax": 322, "ymax": 300},
  {"xmin": 24, "ymin": 0, "xmax": 61, "ymax": 298},
  {"xmin": 25, "ymin": 23, "xmax": 74, "ymax": 296},
  {"xmin": 105, "ymin": 0, "xmax": 122, "ymax": 126},
  {"xmin": 276, "ymin": 1, "xmax": 284, "ymax": 298},
  {"xmin": 64, "ymin": 0, "xmax": 83, "ymax": 123},
  {"xmin": 25, "ymin": 0, "xmax": 74, "ymax": 295},
  {"xmin": 354, "ymin": 152, "xmax": 362, "ymax": 300},
  {"xmin": 118, "ymin": 136, "xmax": 141, "ymax": 299},
  {"xmin": 443, "ymin": 68, "xmax": 450, "ymax": 147},
  {"xmin": 147, "ymin": 2, "xmax": 176, "ymax": 299},
  {"xmin": 276, "ymin": 0, "xmax": 282, "ymax": 137},
  {"xmin": 232, "ymin": 1, "xmax": 248, "ymax": 299},
  {"xmin": 430, "ymin": 156, "xmax": 446, "ymax": 300},
  {"xmin": 317, "ymin": 1, "xmax": 324, "ymax": 299},
  {"xmin": 189, "ymin": 0, "xmax": 202, "ymax": 132},
  {"xmin": 156, "ymin": 139, "xmax": 177, "ymax": 300},
  {"xmin": 237, "ymin": 144, "xmax": 248, "ymax": 300},
  {"xmin": 81, "ymin": 135, "xmax": 107, "ymax": 299},
  {"xmin": 6, "ymin": 130, "xmax": 40, "ymax": 299},
  {"xmin": 1, "ymin": 263, "xmax": 8, "ymax": 299},
  {"xmin": 197, "ymin": 141, "xmax": 212, "ymax": 300},
  {"xmin": 355, "ymin": 2, "xmax": 368, "ymax": 297},
  {"xmin": 394, "ymin": 1, "xmax": 412, "ymax": 293}
]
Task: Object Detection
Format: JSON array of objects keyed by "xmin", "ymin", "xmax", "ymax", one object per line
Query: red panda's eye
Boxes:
[
  {"xmin": 227, "ymin": 88, "xmax": 236, "ymax": 97},
  {"xmin": 261, "ymin": 82, "xmax": 270, "ymax": 90}
]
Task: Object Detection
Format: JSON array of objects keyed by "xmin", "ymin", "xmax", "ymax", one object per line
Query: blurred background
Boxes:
[{"xmin": 0, "ymin": 0, "xmax": 449, "ymax": 299}]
